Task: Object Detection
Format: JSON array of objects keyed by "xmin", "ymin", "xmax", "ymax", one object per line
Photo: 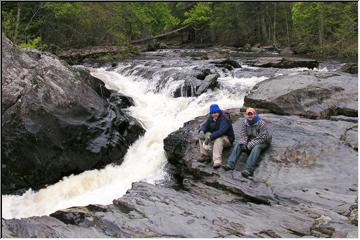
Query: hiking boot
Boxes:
[
  {"xmin": 241, "ymin": 169, "xmax": 253, "ymax": 178},
  {"xmin": 213, "ymin": 162, "xmax": 221, "ymax": 169},
  {"xmin": 222, "ymin": 164, "xmax": 234, "ymax": 171}
]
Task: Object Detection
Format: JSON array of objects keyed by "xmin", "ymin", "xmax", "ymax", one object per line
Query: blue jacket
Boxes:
[{"xmin": 200, "ymin": 111, "xmax": 235, "ymax": 143}]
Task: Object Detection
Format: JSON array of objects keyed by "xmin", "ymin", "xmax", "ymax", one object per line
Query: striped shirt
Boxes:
[{"xmin": 238, "ymin": 116, "xmax": 272, "ymax": 150}]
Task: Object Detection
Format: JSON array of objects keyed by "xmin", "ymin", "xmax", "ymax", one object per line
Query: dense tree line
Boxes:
[{"xmin": 1, "ymin": 2, "xmax": 357, "ymax": 57}]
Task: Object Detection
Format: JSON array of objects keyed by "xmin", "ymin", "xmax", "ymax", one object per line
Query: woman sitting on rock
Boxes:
[
  {"xmin": 198, "ymin": 104, "xmax": 235, "ymax": 168},
  {"xmin": 223, "ymin": 107, "xmax": 272, "ymax": 177}
]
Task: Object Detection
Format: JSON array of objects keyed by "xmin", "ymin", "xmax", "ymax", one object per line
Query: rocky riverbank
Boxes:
[
  {"xmin": 2, "ymin": 45, "xmax": 357, "ymax": 237},
  {"xmin": 2, "ymin": 37, "xmax": 145, "ymax": 194}
]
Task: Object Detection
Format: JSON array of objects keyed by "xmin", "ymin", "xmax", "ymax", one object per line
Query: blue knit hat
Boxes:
[{"xmin": 210, "ymin": 104, "xmax": 221, "ymax": 114}]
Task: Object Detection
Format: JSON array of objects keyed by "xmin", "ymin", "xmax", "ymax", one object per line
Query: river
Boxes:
[{"xmin": 2, "ymin": 49, "xmax": 330, "ymax": 219}]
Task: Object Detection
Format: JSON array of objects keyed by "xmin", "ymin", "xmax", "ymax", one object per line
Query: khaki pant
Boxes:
[{"xmin": 199, "ymin": 132, "xmax": 232, "ymax": 165}]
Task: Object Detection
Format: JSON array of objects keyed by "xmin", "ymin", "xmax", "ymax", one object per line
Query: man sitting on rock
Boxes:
[
  {"xmin": 223, "ymin": 107, "xmax": 272, "ymax": 177},
  {"xmin": 198, "ymin": 104, "xmax": 235, "ymax": 168}
]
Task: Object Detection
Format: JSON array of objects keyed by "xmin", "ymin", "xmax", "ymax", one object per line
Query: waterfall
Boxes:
[{"xmin": 2, "ymin": 54, "xmax": 276, "ymax": 219}]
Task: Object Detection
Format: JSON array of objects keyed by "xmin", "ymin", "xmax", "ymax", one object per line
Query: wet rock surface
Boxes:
[
  {"xmin": 244, "ymin": 71, "xmax": 358, "ymax": 119},
  {"xmin": 108, "ymin": 56, "xmax": 231, "ymax": 98},
  {"xmin": 164, "ymin": 110, "xmax": 358, "ymax": 237},
  {"xmin": 5, "ymin": 181, "xmax": 355, "ymax": 238},
  {"xmin": 246, "ymin": 57, "xmax": 319, "ymax": 69},
  {"xmin": 174, "ymin": 73, "xmax": 220, "ymax": 97},
  {"xmin": 280, "ymin": 47, "xmax": 297, "ymax": 56},
  {"xmin": 347, "ymin": 198, "xmax": 358, "ymax": 226},
  {"xmin": 2, "ymin": 47, "xmax": 357, "ymax": 237},
  {"xmin": 105, "ymin": 51, "xmax": 324, "ymax": 99},
  {"xmin": 2, "ymin": 37, "xmax": 145, "ymax": 194},
  {"xmin": 340, "ymin": 62, "xmax": 358, "ymax": 74},
  {"xmin": 4, "ymin": 109, "xmax": 357, "ymax": 237},
  {"xmin": 210, "ymin": 58, "xmax": 242, "ymax": 70}
]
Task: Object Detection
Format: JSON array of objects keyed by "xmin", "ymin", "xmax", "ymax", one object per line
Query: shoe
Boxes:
[
  {"xmin": 213, "ymin": 163, "xmax": 221, "ymax": 169},
  {"xmin": 241, "ymin": 169, "xmax": 253, "ymax": 178},
  {"xmin": 222, "ymin": 164, "xmax": 234, "ymax": 171}
]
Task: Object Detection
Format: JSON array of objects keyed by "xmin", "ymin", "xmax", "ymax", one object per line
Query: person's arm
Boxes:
[
  {"xmin": 199, "ymin": 118, "xmax": 209, "ymax": 133},
  {"xmin": 210, "ymin": 117, "xmax": 230, "ymax": 140},
  {"xmin": 238, "ymin": 120, "xmax": 248, "ymax": 145},
  {"xmin": 247, "ymin": 121, "xmax": 271, "ymax": 150}
]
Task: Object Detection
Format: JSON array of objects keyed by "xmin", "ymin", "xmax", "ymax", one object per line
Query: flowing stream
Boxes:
[{"xmin": 2, "ymin": 50, "xmax": 321, "ymax": 219}]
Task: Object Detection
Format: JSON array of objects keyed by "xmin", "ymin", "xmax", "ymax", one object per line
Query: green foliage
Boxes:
[
  {"xmin": 292, "ymin": 2, "xmax": 357, "ymax": 57},
  {"xmin": 96, "ymin": 46, "xmax": 138, "ymax": 63},
  {"xmin": 210, "ymin": 2, "xmax": 294, "ymax": 47},
  {"xmin": 1, "ymin": 2, "xmax": 357, "ymax": 58},
  {"xmin": 19, "ymin": 36, "xmax": 47, "ymax": 50},
  {"xmin": 1, "ymin": 2, "xmax": 179, "ymax": 50},
  {"xmin": 183, "ymin": 3, "xmax": 212, "ymax": 25},
  {"xmin": 2, "ymin": 9, "xmax": 16, "ymax": 40},
  {"xmin": 211, "ymin": 3, "xmax": 247, "ymax": 45},
  {"xmin": 132, "ymin": 3, "xmax": 180, "ymax": 34}
]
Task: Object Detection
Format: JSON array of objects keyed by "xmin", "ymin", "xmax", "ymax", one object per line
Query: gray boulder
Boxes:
[
  {"xmin": 163, "ymin": 109, "xmax": 357, "ymax": 236},
  {"xmin": 2, "ymin": 36, "xmax": 145, "ymax": 194},
  {"xmin": 3, "ymin": 109, "xmax": 357, "ymax": 237},
  {"xmin": 247, "ymin": 57, "xmax": 319, "ymax": 69},
  {"xmin": 280, "ymin": 47, "xmax": 296, "ymax": 56},
  {"xmin": 174, "ymin": 73, "xmax": 220, "ymax": 98},
  {"xmin": 340, "ymin": 63, "xmax": 357, "ymax": 74},
  {"xmin": 195, "ymin": 73, "xmax": 220, "ymax": 95},
  {"xmin": 3, "ymin": 178, "xmax": 357, "ymax": 238},
  {"xmin": 164, "ymin": 110, "xmax": 357, "ymax": 210},
  {"xmin": 210, "ymin": 58, "xmax": 241, "ymax": 70},
  {"xmin": 244, "ymin": 71, "xmax": 358, "ymax": 119}
]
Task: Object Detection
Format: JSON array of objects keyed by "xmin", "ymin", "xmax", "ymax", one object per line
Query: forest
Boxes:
[{"xmin": 1, "ymin": 2, "xmax": 358, "ymax": 58}]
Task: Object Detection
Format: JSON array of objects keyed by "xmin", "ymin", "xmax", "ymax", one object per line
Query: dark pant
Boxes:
[{"xmin": 227, "ymin": 143, "xmax": 269, "ymax": 171}]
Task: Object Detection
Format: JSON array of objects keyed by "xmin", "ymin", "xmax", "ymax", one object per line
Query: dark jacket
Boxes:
[
  {"xmin": 199, "ymin": 111, "xmax": 235, "ymax": 143},
  {"xmin": 238, "ymin": 114, "xmax": 272, "ymax": 150}
]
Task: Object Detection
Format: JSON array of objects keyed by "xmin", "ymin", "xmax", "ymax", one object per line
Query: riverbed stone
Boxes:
[
  {"xmin": 244, "ymin": 71, "xmax": 358, "ymax": 119},
  {"xmin": 246, "ymin": 57, "xmax": 319, "ymax": 69},
  {"xmin": 2, "ymin": 36, "xmax": 145, "ymax": 194},
  {"xmin": 2, "ymin": 47, "xmax": 357, "ymax": 238}
]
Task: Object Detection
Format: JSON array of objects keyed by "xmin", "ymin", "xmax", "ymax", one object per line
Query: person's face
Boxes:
[
  {"xmin": 246, "ymin": 112, "xmax": 254, "ymax": 121},
  {"xmin": 211, "ymin": 112, "xmax": 220, "ymax": 120}
]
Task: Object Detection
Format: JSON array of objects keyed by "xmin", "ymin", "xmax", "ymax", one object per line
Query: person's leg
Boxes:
[
  {"xmin": 212, "ymin": 136, "xmax": 230, "ymax": 167},
  {"xmin": 244, "ymin": 143, "xmax": 268, "ymax": 173},
  {"xmin": 199, "ymin": 132, "xmax": 212, "ymax": 156},
  {"xmin": 199, "ymin": 139, "xmax": 209, "ymax": 156},
  {"xmin": 226, "ymin": 143, "xmax": 243, "ymax": 169}
]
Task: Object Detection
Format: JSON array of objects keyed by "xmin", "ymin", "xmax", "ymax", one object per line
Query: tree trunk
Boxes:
[
  {"xmin": 273, "ymin": 3, "xmax": 277, "ymax": 46},
  {"xmin": 14, "ymin": 3, "xmax": 22, "ymax": 44},
  {"xmin": 256, "ymin": 4, "xmax": 262, "ymax": 43},
  {"xmin": 266, "ymin": 5, "xmax": 271, "ymax": 43},
  {"xmin": 261, "ymin": 13, "xmax": 267, "ymax": 43},
  {"xmin": 319, "ymin": 4, "xmax": 324, "ymax": 51},
  {"xmin": 131, "ymin": 25, "xmax": 190, "ymax": 44},
  {"xmin": 24, "ymin": 7, "xmax": 40, "ymax": 43},
  {"xmin": 285, "ymin": 5, "xmax": 290, "ymax": 46}
]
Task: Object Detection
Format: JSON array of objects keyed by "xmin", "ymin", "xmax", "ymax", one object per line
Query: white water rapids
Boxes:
[{"xmin": 2, "ymin": 61, "xmax": 310, "ymax": 219}]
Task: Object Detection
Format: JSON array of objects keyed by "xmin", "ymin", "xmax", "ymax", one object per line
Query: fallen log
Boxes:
[
  {"xmin": 131, "ymin": 25, "xmax": 190, "ymax": 44},
  {"xmin": 57, "ymin": 46, "xmax": 127, "ymax": 58}
]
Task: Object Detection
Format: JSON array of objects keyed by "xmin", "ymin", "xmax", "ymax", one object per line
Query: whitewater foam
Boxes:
[{"xmin": 2, "ymin": 65, "xmax": 268, "ymax": 219}]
